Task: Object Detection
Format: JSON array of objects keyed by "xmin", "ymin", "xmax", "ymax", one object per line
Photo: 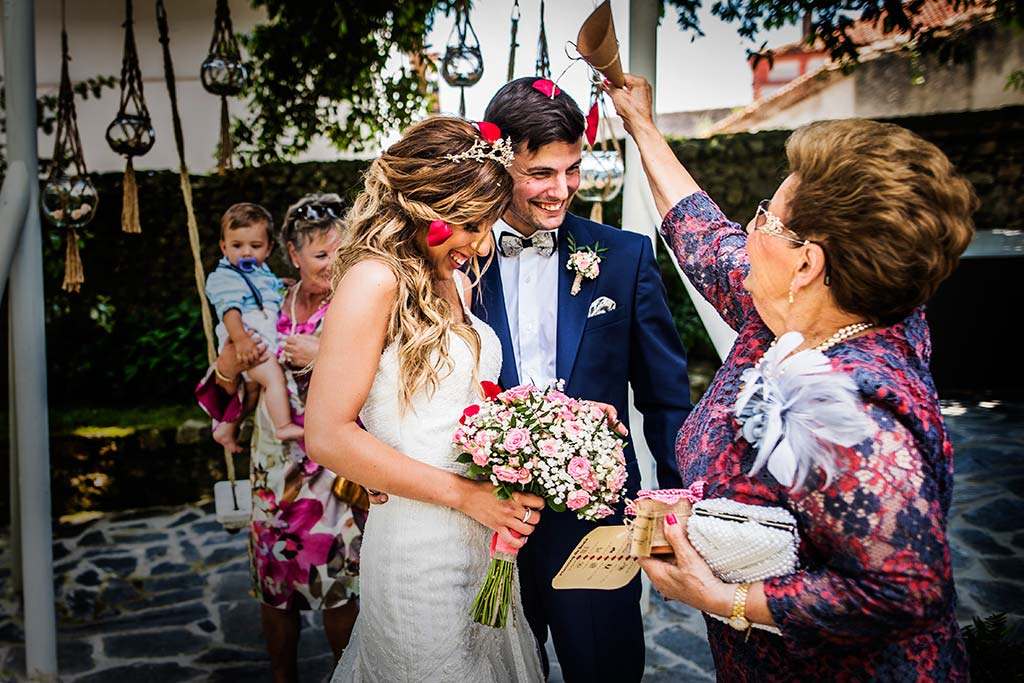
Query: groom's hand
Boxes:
[{"xmin": 587, "ymin": 400, "xmax": 629, "ymax": 437}]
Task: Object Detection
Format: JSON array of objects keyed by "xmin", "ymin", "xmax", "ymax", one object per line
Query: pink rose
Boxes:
[
  {"xmin": 517, "ymin": 468, "xmax": 532, "ymax": 484},
  {"xmin": 493, "ymin": 466, "xmax": 521, "ymax": 483},
  {"xmin": 559, "ymin": 409, "xmax": 576, "ymax": 421},
  {"xmin": 471, "ymin": 448, "xmax": 489, "ymax": 467},
  {"xmin": 503, "ymin": 428, "xmax": 531, "ymax": 453},
  {"xmin": 595, "ymin": 504, "xmax": 614, "ymax": 519},
  {"xmin": 567, "ymin": 490, "xmax": 591, "ymax": 511},
  {"xmin": 567, "ymin": 456, "xmax": 591, "ymax": 480},
  {"xmin": 581, "ymin": 474, "xmax": 599, "ymax": 492},
  {"xmin": 544, "ymin": 390, "xmax": 570, "ymax": 404},
  {"xmin": 500, "ymin": 385, "xmax": 535, "ymax": 402},
  {"xmin": 538, "ymin": 439, "xmax": 560, "ymax": 458},
  {"xmin": 563, "ymin": 421, "xmax": 582, "ymax": 438}
]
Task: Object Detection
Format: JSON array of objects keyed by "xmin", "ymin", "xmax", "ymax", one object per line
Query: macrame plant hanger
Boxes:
[
  {"xmin": 156, "ymin": 0, "xmax": 246, "ymax": 530},
  {"xmin": 200, "ymin": 0, "xmax": 248, "ymax": 174},
  {"xmin": 578, "ymin": 79, "xmax": 625, "ymax": 224},
  {"xmin": 106, "ymin": 0, "xmax": 155, "ymax": 234},
  {"xmin": 441, "ymin": 0, "xmax": 484, "ymax": 117},
  {"xmin": 535, "ymin": 0, "xmax": 551, "ymax": 78},
  {"xmin": 507, "ymin": 0, "xmax": 521, "ymax": 82},
  {"xmin": 41, "ymin": 0, "xmax": 99, "ymax": 293}
]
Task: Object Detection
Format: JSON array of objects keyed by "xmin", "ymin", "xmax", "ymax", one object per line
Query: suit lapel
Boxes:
[
  {"xmin": 556, "ymin": 215, "xmax": 598, "ymax": 385},
  {"xmin": 476, "ymin": 258, "xmax": 520, "ymax": 389}
]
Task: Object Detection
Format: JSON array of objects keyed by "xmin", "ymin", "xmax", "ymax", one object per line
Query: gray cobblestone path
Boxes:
[{"xmin": 1, "ymin": 400, "xmax": 1021, "ymax": 682}]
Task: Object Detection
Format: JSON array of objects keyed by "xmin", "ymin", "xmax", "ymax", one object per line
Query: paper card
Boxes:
[{"xmin": 551, "ymin": 525, "xmax": 640, "ymax": 590}]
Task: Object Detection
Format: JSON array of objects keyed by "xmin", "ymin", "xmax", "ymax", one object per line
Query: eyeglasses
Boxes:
[
  {"xmin": 291, "ymin": 202, "xmax": 344, "ymax": 223},
  {"xmin": 752, "ymin": 199, "xmax": 807, "ymax": 246},
  {"xmin": 751, "ymin": 199, "xmax": 832, "ymax": 286}
]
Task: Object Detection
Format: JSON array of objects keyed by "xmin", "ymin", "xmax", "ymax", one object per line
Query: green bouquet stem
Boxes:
[{"xmin": 471, "ymin": 548, "xmax": 518, "ymax": 628}]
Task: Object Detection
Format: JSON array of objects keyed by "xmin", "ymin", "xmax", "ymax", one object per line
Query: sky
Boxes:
[{"xmin": 425, "ymin": 0, "xmax": 802, "ymax": 119}]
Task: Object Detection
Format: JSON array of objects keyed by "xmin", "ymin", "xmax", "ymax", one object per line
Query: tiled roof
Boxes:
[
  {"xmin": 769, "ymin": 0, "xmax": 995, "ymax": 57},
  {"xmin": 707, "ymin": 0, "xmax": 996, "ymax": 135}
]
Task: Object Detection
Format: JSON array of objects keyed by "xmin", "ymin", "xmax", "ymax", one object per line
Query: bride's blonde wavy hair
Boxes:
[{"xmin": 331, "ymin": 117, "xmax": 513, "ymax": 410}]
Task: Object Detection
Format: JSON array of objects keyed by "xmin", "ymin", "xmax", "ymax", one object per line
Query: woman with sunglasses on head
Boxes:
[
  {"xmin": 197, "ymin": 193, "xmax": 364, "ymax": 683},
  {"xmin": 605, "ymin": 75, "xmax": 975, "ymax": 681}
]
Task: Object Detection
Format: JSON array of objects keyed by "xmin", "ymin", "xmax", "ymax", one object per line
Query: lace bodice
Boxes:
[{"xmin": 359, "ymin": 304, "xmax": 502, "ymax": 473}]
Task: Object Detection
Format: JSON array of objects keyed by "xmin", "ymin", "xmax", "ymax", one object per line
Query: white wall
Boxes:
[
  {"xmin": 748, "ymin": 78, "xmax": 856, "ymax": 131},
  {"xmin": 3, "ymin": 0, "xmax": 358, "ymax": 173}
]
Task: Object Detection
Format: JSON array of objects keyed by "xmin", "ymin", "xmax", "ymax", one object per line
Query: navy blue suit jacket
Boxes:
[
  {"xmin": 473, "ymin": 213, "xmax": 691, "ymax": 681},
  {"xmin": 473, "ymin": 212, "xmax": 690, "ymax": 493}
]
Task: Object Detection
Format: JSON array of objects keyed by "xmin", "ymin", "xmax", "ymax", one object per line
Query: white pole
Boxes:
[{"xmin": 1, "ymin": 0, "xmax": 59, "ymax": 679}]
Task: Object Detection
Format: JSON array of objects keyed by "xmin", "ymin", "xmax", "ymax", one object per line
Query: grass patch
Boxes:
[{"xmin": 1, "ymin": 403, "xmax": 205, "ymax": 439}]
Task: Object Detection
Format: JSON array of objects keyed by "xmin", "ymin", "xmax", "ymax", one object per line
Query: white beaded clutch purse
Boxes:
[
  {"xmin": 687, "ymin": 498, "xmax": 799, "ymax": 583},
  {"xmin": 687, "ymin": 498, "xmax": 798, "ymax": 636}
]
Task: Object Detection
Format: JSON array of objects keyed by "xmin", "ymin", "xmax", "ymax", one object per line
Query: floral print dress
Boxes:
[
  {"xmin": 197, "ymin": 296, "xmax": 365, "ymax": 611},
  {"xmin": 660, "ymin": 192, "xmax": 968, "ymax": 681}
]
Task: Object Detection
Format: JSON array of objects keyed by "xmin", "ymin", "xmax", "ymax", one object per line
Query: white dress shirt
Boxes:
[{"xmin": 495, "ymin": 219, "xmax": 560, "ymax": 386}]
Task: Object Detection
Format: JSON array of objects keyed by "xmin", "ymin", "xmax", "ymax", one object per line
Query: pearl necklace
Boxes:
[{"xmin": 756, "ymin": 322, "xmax": 873, "ymax": 369}]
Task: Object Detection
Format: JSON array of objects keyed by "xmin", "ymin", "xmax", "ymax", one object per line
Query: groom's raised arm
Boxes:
[{"xmin": 629, "ymin": 236, "xmax": 692, "ymax": 489}]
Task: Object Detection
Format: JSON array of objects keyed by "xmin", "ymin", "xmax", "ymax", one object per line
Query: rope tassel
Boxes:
[
  {"xmin": 62, "ymin": 229, "xmax": 85, "ymax": 293},
  {"xmin": 217, "ymin": 96, "xmax": 233, "ymax": 174},
  {"xmin": 121, "ymin": 158, "xmax": 141, "ymax": 233}
]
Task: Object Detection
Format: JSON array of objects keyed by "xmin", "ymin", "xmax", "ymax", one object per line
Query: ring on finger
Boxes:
[{"xmin": 522, "ymin": 508, "xmax": 533, "ymax": 524}]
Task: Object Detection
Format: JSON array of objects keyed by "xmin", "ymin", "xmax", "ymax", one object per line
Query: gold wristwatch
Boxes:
[{"xmin": 728, "ymin": 582, "xmax": 752, "ymax": 633}]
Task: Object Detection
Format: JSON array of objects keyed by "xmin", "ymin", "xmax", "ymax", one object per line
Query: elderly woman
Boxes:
[
  {"xmin": 198, "ymin": 193, "xmax": 363, "ymax": 683},
  {"xmin": 607, "ymin": 75, "xmax": 975, "ymax": 680}
]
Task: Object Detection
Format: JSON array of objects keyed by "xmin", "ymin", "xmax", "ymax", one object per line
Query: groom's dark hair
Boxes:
[{"xmin": 484, "ymin": 77, "xmax": 586, "ymax": 154}]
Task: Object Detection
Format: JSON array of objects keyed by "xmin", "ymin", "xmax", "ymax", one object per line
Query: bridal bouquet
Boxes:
[{"xmin": 453, "ymin": 380, "xmax": 628, "ymax": 627}]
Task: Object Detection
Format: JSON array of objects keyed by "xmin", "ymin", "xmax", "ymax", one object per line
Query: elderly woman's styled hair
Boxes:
[{"xmin": 785, "ymin": 119, "xmax": 977, "ymax": 325}]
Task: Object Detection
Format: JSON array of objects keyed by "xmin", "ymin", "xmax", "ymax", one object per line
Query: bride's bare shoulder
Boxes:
[{"xmin": 338, "ymin": 259, "xmax": 399, "ymax": 299}]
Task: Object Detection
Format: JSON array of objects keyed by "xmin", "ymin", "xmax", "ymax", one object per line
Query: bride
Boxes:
[{"xmin": 306, "ymin": 117, "xmax": 545, "ymax": 683}]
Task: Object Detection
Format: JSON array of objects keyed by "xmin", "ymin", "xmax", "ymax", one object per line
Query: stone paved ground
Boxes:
[{"xmin": 1, "ymin": 400, "xmax": 1021, "ymax": 682}]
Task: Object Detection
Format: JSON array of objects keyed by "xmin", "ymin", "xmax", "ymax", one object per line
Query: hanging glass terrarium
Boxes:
[
  {"xmin": 41, "ymin": 174, "xmax": 99, "ymax": 230},
  {"xmin": 201, "ymin": 52, "xmax": 248, "ymax": 97},
  {"xmin": 202, "ymin": 0, "xmax": 248, "ymax": 171},
  {"xmin": 441, "ymin": 0, "xmax": 483, "ymax": 116},
  {"xmin": 106, "ymin": 114, "xmax": 155, "ymax": 157},
  {"xmin": 43, "ymin": 20, "xmax": 97, "ymax": 293},
  {"xmin": 106, "ymin": 0, "xmax": 155, "ymax": 233},
  {"xmin": 577, "ymin": 150, "xmax": 624, "ymax": 203},
  {"xmin": 576, "ymin": 81, "xmax": 625, "ymax": 224}
]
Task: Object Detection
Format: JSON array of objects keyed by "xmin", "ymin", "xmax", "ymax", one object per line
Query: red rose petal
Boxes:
[
  {"xmin": 585, "ymin": 103, "xmax": 599, "ymax": 146},
  {"xmin": 532, "ymin": 79, "xmax": 561, "ymax": 98},
  {"xmin": 480, "ymin": 380, "xmax": 502, "ymax": 401},
  {"xmin": 475, "ymin": 121, "xmax": 502, "ymax": 143}
]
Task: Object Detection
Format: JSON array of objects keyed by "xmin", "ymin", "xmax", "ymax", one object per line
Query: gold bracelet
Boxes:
[{"xmin": 214, "ymin": 364, "xmax": 238, "ymax": 385}]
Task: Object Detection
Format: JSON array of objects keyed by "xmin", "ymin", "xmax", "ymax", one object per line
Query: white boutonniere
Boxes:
[{"xmin": 566, "ymin": 234, "xmax": 607, "ymax": 296}]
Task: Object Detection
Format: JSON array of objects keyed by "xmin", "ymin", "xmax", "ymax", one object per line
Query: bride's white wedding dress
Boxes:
[{"xmin": 331, "ymin": 282, "xmax": 543, "ymax": 683}]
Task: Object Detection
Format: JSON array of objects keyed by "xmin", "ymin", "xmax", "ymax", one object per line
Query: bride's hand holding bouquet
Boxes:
[{"xmin": 453, "ymin": 380, "xmax": 629, "ymax": 627}]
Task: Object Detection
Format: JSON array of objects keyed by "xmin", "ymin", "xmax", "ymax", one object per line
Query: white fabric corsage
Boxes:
[
  {"xmin": 566, "ymin": 234, "xmax": 606, "ymax": 296},
  {"xmin": 734, "ymin": 331, "xmax": 875, "ymax": 489}
]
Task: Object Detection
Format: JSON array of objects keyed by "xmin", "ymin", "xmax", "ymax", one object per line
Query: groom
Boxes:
[{"xmin": 475, "ymin": 78, "xmax": 692, "ymax": 682}]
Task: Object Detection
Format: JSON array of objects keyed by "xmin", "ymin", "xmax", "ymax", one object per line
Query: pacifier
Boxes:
[{"xmin": 236, "ymin": 257, "xmax": 258, "ymax": 272}]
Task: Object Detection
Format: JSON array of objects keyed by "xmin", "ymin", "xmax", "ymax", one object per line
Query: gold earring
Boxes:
[{"xmin": 788, "ymin": 286, "xmax": 795, "ymax": 305}]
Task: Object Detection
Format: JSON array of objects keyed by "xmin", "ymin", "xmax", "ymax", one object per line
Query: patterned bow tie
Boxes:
[{"xmin": 498, "ymin": 231, "xmax": 557, "ymax": 258}]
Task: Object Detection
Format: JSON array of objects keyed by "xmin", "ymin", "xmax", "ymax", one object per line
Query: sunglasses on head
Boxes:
[{"xmin": 292, "ymin": 202, "xmax": 344, "ymax": 222}]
